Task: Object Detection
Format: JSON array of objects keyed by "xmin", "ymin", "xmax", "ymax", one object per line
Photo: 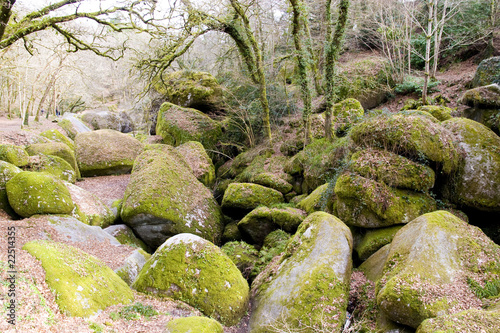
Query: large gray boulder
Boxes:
[
  {"xmin": 376, "ymin": 211, "xmax": 500, "ymax": 328},
  {"xmin": 249, "ymin": 212, "xmax": 353, "ymax": 332},
  {"xmin": 472, "ymin": 56, "xmax": 500, "ymax": 87},
  {"xmin": 75, "ymin": 129, "xmax": 144, "ymax": 176},
  {"xmin": 132, "ymin": 233, "xmax": 249, "ymax": 326},
  {"xmin": 120, "ymin": 149, "xmax": 223, "ymax": 249}
]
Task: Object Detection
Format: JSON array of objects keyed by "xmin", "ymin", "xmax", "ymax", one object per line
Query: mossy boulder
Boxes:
[
  {"xmin": 285, "ymin": 137, "xmax": 353, "ymax": 193},
  {"xmin": 235, "ymin": 155, "xmax": 293, "ymax": 194},
  {"xmin": 121, "ymin": 149, "xmax": 223, "ymax": 249},
  {"xmin": 296, "ymin": 183, "xmax": 335, "ymax": 214},
  {"xmin": 249, "ymin": 230, "xmax": 291, "ymax": 282},
  {"xmin": 81, "ymin": 110, "xmax": 122, "ymax": 131},
  {"xmin": 26, "ymin": 142, "xmax": 80, "ymax": 179},
  {"xmin": 6, "ymin": 171, "xmax": 74, "ymax": 217},
  {"xmin": 335, "ymin": 173, "xmax": 436, "ymax": 228},
  {"xmin": 132, "ymin": 233, "xmax": 249, "ymax": 325},
  {"xmin": 376, "ymin": 211, "xmax": 500, "ymax": 328},
  {"xmin": 23, "ymin": 240, "xmax": 133, "ymax": 317},
  {"xmin": 358, "ymin": 244, "xmax": 391, "ymax": 282},
  {"xmin": 222, "ymin": 221, "xmax": 243, "ymax": 243},
  {"xmin": 104, "ymin": 224, "xmax": 149, "ymax": 252},
  {"xmin": 0, "ymin": 161, "xmax": 21, "ymax": 217},
  {"xmin": 460, "ymin": 84, "xmax": 500, "ymax": 108},
  {"xmin": 66, "ymin": 183, "xmax": 115, "ymax": 228},
  {"xmin": 58, "ymin": 113, "xmax": 92, "ymax": 140},
  {"xmin": 115, "ymin": 249, "xmax": 151, "ymax": 286},
  {"xmin": 441, "ymin": 118, "xmax": 500, "ymax": 212},
  {"xmin": 472, "ymin": 56, "xmax": 500, "ymax": 87},
  {"xmin": 27, "ymin": 154, "xmax": 76, "ymax": 183},
  {"xmin": 0, "ymin": 144, "xmax": 29, "ymax": 167},
  {"xmin": 40, "ymin": 129, "xmax": 75, "ymax": 151},
  {"xmin": 154, "ymin": 70, "xmax": 223, "ymax": 113},
  {"xmin": 221, "ymin": 183, "xmax": 284, "ymax": 218},
  {"xmin": 416, "ymin": 307, "xmax": 500, "ymax": 333},
  {"xmin": 165, "ymin": 316, "xmax": 224, "ymax": 333},
  {"xmin": 356, "ymin": 225, "xmax": 403, "ymax": 261},
  {"xmin": 75, "ymin": 129, "xmax": 144, "ymax": 176},
  {"xmin": 463, "ymin": 107, "xmax": 500, "ymax": 135},
  {"xmin": 155, "ymin": 102, "xmax": 222, "ymax": 151},
  {"xmin": 350, "ymin": 149, "xmax": 435, "ymax": 192},
  {"xmin": 237, "ymin": 206, "xmax": 306, "ymax": 245},
  {"xmin": 175, "ymin": 141, "xmax": 215, "ymax": 187},
  {"xmin": 417, "ymin": 105, "xmax": 452, "ymax": 121},
  {"xmin": 331, "ymin": 98, "xmax": 364, "ymax": 137},
  {"xmin": 350, "ymin": 114, "xmax": 460, "ymax": 174},
  {"xmin": 221, "ymin": 241, "xmax": 259, "ymax": 280},
  {"xmin": 249, "ymin": 212, "xmax": 353, "ymax": 332}
]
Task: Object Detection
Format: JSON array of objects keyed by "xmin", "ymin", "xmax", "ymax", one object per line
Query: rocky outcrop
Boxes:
[
  {"xmin": 0, "ymin": 144, "xmax": 29, "ymax": 167},
  {"xmin": 221, "ymin": 183, "xmax": 284, "ymax": 218}
]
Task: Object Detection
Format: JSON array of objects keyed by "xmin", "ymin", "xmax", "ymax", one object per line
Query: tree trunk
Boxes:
[
  {"xmin": 422, "ymin": 1, "xmax": 434, "ymax": 105},
  {"xmin": 0, "ymin": 0, "xmax": 15, "ymax": 42},
  {"xmin": 324, "ymin": 0, "xmax": 350, "ymax": 140}
]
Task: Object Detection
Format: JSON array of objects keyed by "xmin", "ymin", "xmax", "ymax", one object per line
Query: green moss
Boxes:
[
  {"xmin": 28, "ymin": 154, "xmax": 76, "ymax": 183},
  {"xmin": 356, "ymin": 226, "xmax": 403, "ymax": 261},
  {"xmin": 0, "ymin": 144, "xmax": 29, "ymax": 167},
  {"xmin": 350, "ymin": 148, "xmax": 435, "ymax": 192},
  {"xmin": 165, "ymin": 316, "xmax": 224, "ymax": 333},
  {"xmin": 175, "ymin": 141, "xmax": 215, "ymax": 187},
  {"xmin": 460, "ymin": 84, "xmax": 500, "ymax": 108},
  {"xmin": 417, "ymin": 308, "xmax": 500, "ymax": 333},
  {"xmin": 0, "ymin": 161, "xmax": 21, "ymax": 217},
  {"xmin": 105, "ymin": 225, "xmax": 149, "ymax": 252},
  {"xmin": 6, "ymin": 171, "xmax": 74, "ymax": 217},
  {"xmin": 417, "ymin": 105, "xmax": 452, "ymax": 121},
  {"xmin": 332, "ymin": 98, "xmax": 364, "ymax": 137},
  {"xmin": 22, "ymin": 240, "xmax": 133, "ymax": 317},
  {"xmin": 132, "ymin": 234, "xmax": 249, "ymax": 326},
  {"xmin": 40, "ymin": 129, "xmax": 75, "ymax": 151},
  {"xmin": 222, "ymin": 221, "xmax": 243, "ymax": 243},
  {"xmin": 75, "ymin": 129, "xmax": 144, "ymax": 177},
  {"xmin": 57, "ymin": 119, "xmax": 78, "ymax": 139},
  {"xmin": 297, "ymin": 183, "xmax": 335, "ymax": 214},
  {"xmin": 221, "ymin": 241, "xmax": 258, "ymax": 279},
  {"xmin": 121, "ymin": 149, "xmax": 223, "ymax": 249},
  {"xmin": 26, "ymin": 142, "xmax": 80, "ymax": 179},
  {"xmin": 155, "ymin": 102, "xmax": 222, "ymax": 152},
  {"xmin": 472, "ymin": 56, "xmax": 500, "ymax": 87},
  {"xmin": 350, "ymin": 114, "xmax": 460, "ymax": 174},
  {"xmin": 221, "ymin": 183, "xmax": 284, "ymax": 218},
  {"xmin": 335, "ymin": 173, "xmax": 436, "ymax": 228}
]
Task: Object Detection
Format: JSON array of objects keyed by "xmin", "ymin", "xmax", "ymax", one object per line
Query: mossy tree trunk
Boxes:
[
  {"xmin": 289, "ymin": 0, "xmax": 313, "ymax": 146},
  {"xmin": 324, "ymin": 0, "xmax": 350, "ymax": 140}
]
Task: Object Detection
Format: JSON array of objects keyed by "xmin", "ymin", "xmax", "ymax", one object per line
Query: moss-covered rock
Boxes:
[
  {"xmin": 154, "ymin": 70, "xmax": 223, "ymax": 112},
  {"xmin": 472, "ymin": 56, "xmax": 500, "ymax": 87},
  {"xmin": 237, "ymin": 206, "xmax": 306, "ymax": 245},
  {"xmin": 350, "ymin": 149, "xmax": 435, "ymax": 192},
  {"xmin": 249, "ymin": 212, "xmax": 353, "ymax": 332},
  {"xmin": 376, "ymin": 211, "xmax": 500, "ymax": 328},
  {"xmin": 132, "ymin": 233, "xmax": 249, "ymax": 325},
  {"xmin": 0, "ymin": 144, "xmax": 29, "ymax": 167},
  {"xmin": 463, "ymin": 107, "xmax": 500, "ymax": 135},
  {"xmin": 115, "ymin": 249, "xmax": 151, "ymax": 286},
  {"xmin": 222, "ymin": 221, "xmax": 243, "ymax": 243},
  {"xmin": 75, "ymin": 129, "xmax": 144, "ymax": 177},
  {"xmin": 28, "ymin": 154, "xmax": 76, "ymax": 183},
  {"xmin": 80, "ymin": 110, "xmax": 122, "ymax": 131},
  {"xmin": 121, "ymin": 149, "xmax": 223, "ymax": 249},
  {"xmin": 441, "ymin": 118, "xmax": 500, "ymax": 212},
  {"xmin": 57, "ymin": 114, "xmax": 92, "ymax": 140},
  {"xmin": 40, "ymin": 129, "xmax": 75, "ymax": 151},
  {"xmin": 47, "ymin": 216, "xmax": 120, "ymax": 246},
  {"xmin": 249, "ymin": 230, "xmax": 291, "ymax": 282},
  {"xmin": 416, "ymin": 307, "xmax": 500, "ymax": 333},
  {"xmin": 356, "ymin": 226, "xmax": 403, "ymax": 261},
  {"xmin": 335, "ymin": 173, "xmax": 436, "ymax": 228},
  {"xmin": 417, "ymin": 105, "xmax": 452, "ymax": 121},
  {"xmin": 350, "ymin": 114, "xmax": 460, "ymax": 174},
  {"xmin": 285, "ymin": 137, "xmax": 353, "ymax": 193},
  {"xmin": 6, "ymin": 171, "xmax": 74, "ymax": 217},
  {"xmin": 331, "ymin": 98, "xmax": 364, "ymax": 137},
  {"xmin": 221, "ymin": 241, "xmax": 259, "ymax": 280},
  {"xmin": 26, "ymin": 142, "xmax": 80, "ymax": 179},
  {"xmin": 296, "ymin": 183, "xmax": 335, "ymax": 214},
  {"xmin": 23, "ymin": 240, "xmax": 133, "ymax": 317},
  {"xmin": 165, "ymin": 316, "xmax": 224, "ymax": 333},
  {"xmin": 104, "ymin": 224, "xmax": 149, "ymax": 252},
  {"xmin": 235, "ymin": 155, "xmax": 293, "ymax": 194},
  {"xmin": 66, "ymin": 183, "xmax": 115, "ymax": 228},
  {"xmin": 0, "ymin": 161, "xmax": 21, "ymax": 217},
  {"xmin": 358, "ymin": 244, "xmax": 391, "ymax": 282},
  {"xmin": 175, "ymin": 141, "xmax": 215, "ymax": 187},
  {"xmin": 221, "ymin": 183, "xmax": 284, "ymax": 218},
  {"xmin": 460, "ymin": 84, "xmax": 500, "ymax": 108},
  {"xmin": 155, "ymin": 102, "xmax": 222, "ymax": 152}
]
